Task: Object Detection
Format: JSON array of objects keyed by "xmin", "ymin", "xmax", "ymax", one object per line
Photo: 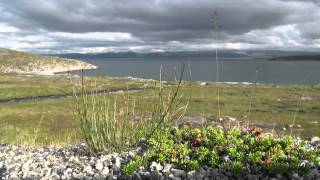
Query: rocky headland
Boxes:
[{"xmin": 0, "ymin": 48, "xmax": 97, "ymax": 75}]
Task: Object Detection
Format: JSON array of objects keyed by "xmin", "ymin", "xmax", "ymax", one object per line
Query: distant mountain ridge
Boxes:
[
  {"xmin": 52, "ymin": 50, "xmax": 320, "ymax": 59},
  {"xmin": 53, "ymin": 50, "xmax": 249, "ymax": 59},
  {"xmin": 0, "ymin": 48, "xmax": 97, "ymax": 75}
]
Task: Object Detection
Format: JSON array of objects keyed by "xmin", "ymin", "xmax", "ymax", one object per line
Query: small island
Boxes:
[{"xmin": 269, "ymin": 55, "xmax": 320, "ymax": 61}]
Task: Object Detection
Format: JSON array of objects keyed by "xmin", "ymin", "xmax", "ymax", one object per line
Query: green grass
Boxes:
[
  {"xmin": 0, "ymin": 97, "xmax": 79, "ymax": 145},
  {"xmin": 0, "ymin": 73, "xmax": 149, "ymax": 100},
  {"xmin": 115, "ymin": 83, "xmax": 320, "ymax": 137},
  {"xmin": 183, "ymin": 83, "xmax": 320, "ymax": 137},
  {"xmin": 0, "ymin": 74, "xmax": 319, "ymax": 145},
  {"xmin": 0, "ymin": 73, "xmax": 154, "ymax": 145}
]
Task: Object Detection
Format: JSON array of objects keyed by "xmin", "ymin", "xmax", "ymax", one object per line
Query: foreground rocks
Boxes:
[
  {"xmin": 0, "ymin": 143, "xmax": 133, "ymax": 180},
  {"xmin": 127, "ymin": 163, "xmax": 320, "ymax": 180},
  {"xmin": 0, "ymin": 142, "xmax": 319, "ymax": 180}
]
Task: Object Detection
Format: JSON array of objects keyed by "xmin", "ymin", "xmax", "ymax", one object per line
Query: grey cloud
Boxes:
[
  {"xmin": 0, "ymin": 0, "xmax": 319, "ymax": 53},
  {"xmin": 0, "ymin": 1, "xmax": 290, "ymax": 35}
]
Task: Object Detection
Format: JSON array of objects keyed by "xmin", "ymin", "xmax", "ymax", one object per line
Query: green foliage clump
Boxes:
[
  {"xmin": 123, "ymin": 126, "xmax": 320, "ymax": 175},
  {"xmin": 123, "ymin": 156, "xmax": 148, "ymax": 175}
]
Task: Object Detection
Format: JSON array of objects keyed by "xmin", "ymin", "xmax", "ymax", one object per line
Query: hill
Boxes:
[{"xmin": 0, "ymin": 48, "xmax": 97, "ymax": 75}]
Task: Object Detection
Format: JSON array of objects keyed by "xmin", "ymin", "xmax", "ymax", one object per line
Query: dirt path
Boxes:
[{"xmin": 0, "ymin": 87, "xmax": 150, "ymax": 105}]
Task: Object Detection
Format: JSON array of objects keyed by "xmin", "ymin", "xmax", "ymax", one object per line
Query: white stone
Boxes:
[
  {"xmin": 150, "ymin": 162, "xmax": 163, "ymax": 171},
  {"xmin": 101, "ymin": 167, "xmax": 109, "ymax": 176},
  {"xmin": 115, "ymin": 157, "xmax": 121, "ymax": 169},
  {"xmin": 22, "ymin": 162, "xmax": 31, "ymax": 171},
  {"xmin": 200, "ymin": 82, "xmax": 208, "ymax": 86},
  {"xmin": 311, "ymin": 136, "xmax": 320, "ymax": 143},
  {"xmin": 162, "ymin": 164, "xmax": 172, "ymax": 174},
  {"xmin": 83, "ymin": 165, "xmax": 94, "ymax": 175},
  {"xmin": 65, "ymin": 168, "xmax": 73, "ymax": 174},
  {"xmin": 95, "ymin": 161, "xmax": 104, "ymax": 171}
]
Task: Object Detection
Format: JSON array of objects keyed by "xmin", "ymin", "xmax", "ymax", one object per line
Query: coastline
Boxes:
[
  {"xmin": 0, "ymin": 48, "xmax": 98, "ymax": 76},
  {"xmin": 1, "ymin": 63, "xmax": 98, "ymax": 76}
]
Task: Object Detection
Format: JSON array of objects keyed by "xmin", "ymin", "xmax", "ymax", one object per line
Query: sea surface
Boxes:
[{"xmin": 75, "ymin": 57, "xmax": 320, "ymax": 85}]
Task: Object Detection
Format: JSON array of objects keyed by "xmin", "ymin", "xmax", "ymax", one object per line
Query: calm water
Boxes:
[{"xmin": 76, "ymin": 57, "xmax": 320, "ymax": 84}]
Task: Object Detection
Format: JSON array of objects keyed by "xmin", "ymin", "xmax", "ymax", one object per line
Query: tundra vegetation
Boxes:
[
  {"xmin": 0, "ymin": 51, "xmax": 319, "ymax": 177},
  {"xmin": 0, "ymin": 73, "xmax": 319, "ymax": 145}
]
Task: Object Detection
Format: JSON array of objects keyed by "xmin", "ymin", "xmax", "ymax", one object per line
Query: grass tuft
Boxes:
[{"xmin": 75, "ymin": 65, "xmax": 189, "ymax": 154}]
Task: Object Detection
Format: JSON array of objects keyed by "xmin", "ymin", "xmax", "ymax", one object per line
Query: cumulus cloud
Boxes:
[{"xmin": 0, "ymin": 0, "xmax": 319, "ymax": 53}]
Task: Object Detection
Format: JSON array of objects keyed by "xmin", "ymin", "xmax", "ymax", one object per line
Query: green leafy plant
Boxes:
[
  {"xmin": 123, "ymin": 156, "xmax": 148, "ymax": 175},
  {"xmin": 123, "ymin": 126, "xmax": 320, "ymax": 176},
  {"xmin": 230, "ymin": 160, "xmax": 244, "ymax": 175}
]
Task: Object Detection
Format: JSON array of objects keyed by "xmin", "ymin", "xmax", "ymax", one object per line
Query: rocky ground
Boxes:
[
  {"xmin": 0, "ymin": 139, "xmax": 319, "ymax": 180},
  {"xmin": 0, "ymin": 143, "xmax": 129, "ymax": 180}
]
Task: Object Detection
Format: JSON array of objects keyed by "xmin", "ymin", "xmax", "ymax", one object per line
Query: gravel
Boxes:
[
  {"xmin": 0, "ymin": 140, "xmax": 319, "ymax": 180},
  {"xmin": 0, "ymin": 143, "xmax": 133, "ymax": 180}
]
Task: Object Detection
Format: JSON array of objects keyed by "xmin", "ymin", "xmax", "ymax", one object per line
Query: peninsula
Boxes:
[{"xmin": 0, "ymin": 48, "xmax": 97, "ymax": 75}]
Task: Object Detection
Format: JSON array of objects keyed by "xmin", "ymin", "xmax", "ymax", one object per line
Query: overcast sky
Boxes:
[{"xmin": 0, "ymin": 0, "xmax": 320, "ymax": 53}]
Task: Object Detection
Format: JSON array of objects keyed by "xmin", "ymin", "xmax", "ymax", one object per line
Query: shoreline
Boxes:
[
  {"xmin": 0, "ymin": 63, "xmax": 98, "ymax": 76},
  {"xmin": 20, "ymin": 64, "xmax": 98, "ymax": 76},
  {"xmin": 53, "ymin": 66, "xmax": 99, "ymax": 75},
  {"xmin": 9, "ymin": 71, "xmax": 320, "ymax": 87}
]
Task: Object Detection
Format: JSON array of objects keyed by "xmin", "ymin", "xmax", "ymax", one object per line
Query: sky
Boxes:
[{"xmin": 0, "ymin": 0, "xmax": 320, "ymax": 54}]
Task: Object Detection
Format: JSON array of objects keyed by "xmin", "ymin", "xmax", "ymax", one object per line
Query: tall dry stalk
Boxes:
[
  {"xmin": 290, "ymin": 86, "xmax": 304, "ymax": 135},
  {"xmin": 245, "ymin": 64, "xmax": 260, "ymax": 128},
  {"xmin": 146, "ymin": 63, "xmax": 188, "ymax": 140},
  {"xmin": 213, "ymin": 11, "xmax": 222, "ymax": 120},
  {"xmin": 31, "ymin": 114, "xmax": 44, "ymax": 146}
]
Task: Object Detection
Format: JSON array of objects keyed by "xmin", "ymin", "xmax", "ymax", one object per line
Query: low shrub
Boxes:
[{"xmin": 123, "ymin": 126, "xmax": 320, "ymax": 175}]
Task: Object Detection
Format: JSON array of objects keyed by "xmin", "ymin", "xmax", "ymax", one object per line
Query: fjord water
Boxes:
[{"xmin": 77, "ymin": 57, "xmax": 320, "ymax": 84}]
